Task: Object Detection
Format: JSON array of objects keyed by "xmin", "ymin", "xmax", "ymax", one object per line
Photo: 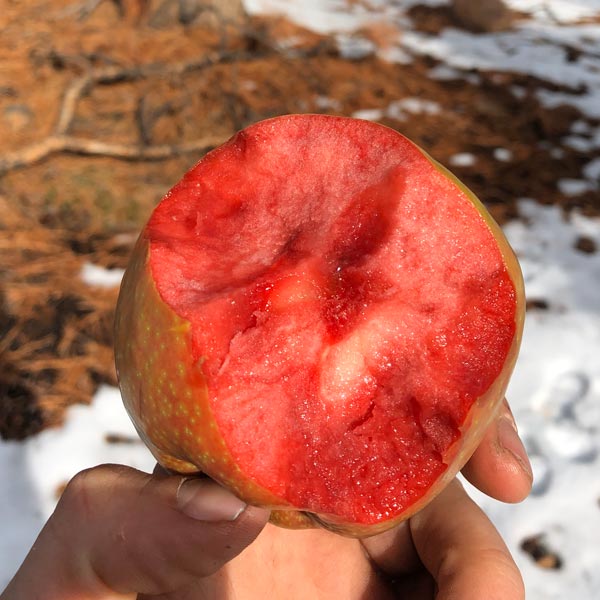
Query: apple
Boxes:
[{"xmin": 114, "ymin": 114, "xmax": 525, "ymax": 537}]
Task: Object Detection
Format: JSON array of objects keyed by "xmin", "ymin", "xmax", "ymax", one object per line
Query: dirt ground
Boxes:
[{"xmin": 1, "ymin": 0, "xmax": 599, "ymax": 440}]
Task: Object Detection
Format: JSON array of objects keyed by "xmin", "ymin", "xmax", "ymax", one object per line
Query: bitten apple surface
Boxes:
[{"xmin": 115, "ymin": 114, "xmax": 524, "ymax": 536}]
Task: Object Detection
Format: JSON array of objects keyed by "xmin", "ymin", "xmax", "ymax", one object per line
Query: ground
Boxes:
[{"xmin": 2, "ymin": 0, "xmax": 598, "ymax": 434}]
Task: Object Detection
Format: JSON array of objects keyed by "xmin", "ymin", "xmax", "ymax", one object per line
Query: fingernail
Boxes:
[
  {"xmin": 177, "ymin": 479, "xmax": 247, "ymax": 522},
  {"xmin": 497, "ymin": 416, "xmax": 533, "ymax": 480}
]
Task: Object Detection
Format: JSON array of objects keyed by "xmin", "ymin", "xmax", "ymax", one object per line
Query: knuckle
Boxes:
[
  {"xmin": 61, "ymin": 465, "xmax": 130, "ymax": 519},
  {"xmin": 438, "ymin": 546, "xmax": 525, "ymax": 600},
  {"xmin": 482, "ymin": 547, "xmax": 525, "ymax": 599}
]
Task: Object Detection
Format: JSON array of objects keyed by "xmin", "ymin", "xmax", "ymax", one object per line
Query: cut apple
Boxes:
[{"xmin": 115, "ymin": 114, "xmax": 525, "ymax": 536}]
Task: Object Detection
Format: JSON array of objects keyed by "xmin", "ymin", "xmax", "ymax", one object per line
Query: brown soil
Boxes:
[{"xmin": 1, "ymin": 0, "xmax": 599, "ymax": 439}]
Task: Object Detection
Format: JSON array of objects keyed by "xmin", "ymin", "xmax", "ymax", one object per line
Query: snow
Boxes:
[
  {"xmin": 449, "ymin": 152, "xmax": 477, "ymax": 167},
  {"xmin": 2, "ymin": 1, "xmax": 600, "ymax": 597},
  {"xmin": 563, "ymin": 134, "xmax": 599, "ymax": 153},
  {"xmin": 401, "ymin": 24, "xmax": 600, "ymax": 118},
  {"xmin": 80, "ymin": 262, "xmax": 125, "ymax": 288},
  {"xmin": 558, "ymin": 178, "xmax": 594, "ymax": 196},
  {"xmin": 505, "ymin": 0, "xmax": 600, "ymax": 24},
  {"xmin": 335, "ymin": 33, "xmax": 376, "ymax": 60},
  {"xmin": 0, "ymin": 386, "xmax": 156, "ymax": 590},
  {"xmin": 23, "ymin": 386, "xmax": 155, "ymax": 518},
  {"xmin": 494, "ymin": 147, "xmax": 513, "ymax": 162},
  {"xmin": 429, "ymin": 64, "xmax": 482, "ymax": 84},
  {"xmin": 353, "ymin": 97, "xmax": 441, "ymax": 123},
  {"xmin": 248, "ymin": 0, "xmax": 600, "ymax": 120},
  {"xmin": 352, "ymin": 108, "xmax": 385, "ymax": 122},
  {"xmin": 583, "ymin": 158, "xmax": 600, "ymax": 183},
  {"xmin": 387, "ymin": 97, "xmax": 441, "ymax": 118},
  {"xmin": 313, "ymin": 95, "xmax": 342, "ymax": 111},
  {"xmin": 243, "ymin": 0, "xmax": 379, "ymax": 34}
]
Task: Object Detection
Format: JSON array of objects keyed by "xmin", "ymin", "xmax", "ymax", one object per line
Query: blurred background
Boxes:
[{"xmin": 1, "ymin": 0, "xmax": 599, "ymax": 598}]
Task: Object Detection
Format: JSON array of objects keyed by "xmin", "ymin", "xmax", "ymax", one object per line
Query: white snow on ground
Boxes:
[
  {"xmin": 352, "ymin": 97, "xmax": 441, "ymax": 122},
  {"xmin": 403, "ymin": 23, "xmax": 600, "ymax": 119},
  {"xmin": 505, "ymin": 0, "xmax": 600, "ymax": 24},
  {"xmin": 80, "ymin": 262, "xmax": 125, "ymax": 288},
  {"xmin": 494, "ymin": 147, "xmax": 513, "ymax": 162},
  {"xmin": 464, "ymin": 200, "xmax": 600, "ymax": 600},
  {"xmin": 583, "ymin": 158, "xmax": 600, "ymax": 184},
  {"xmin": 243, "ymin": 0, "xmax": 378, "ymax": 34},
  {"xmin": 449, "ymin": 152, "xmax": 477, "ymax": 167},
  {"xmin": 0, "ymin": 387, "xmax": 156, "ymax": 590},
  {"xmin": 2, "ymin": 1, "xmax": 600, "ymax": 597},
  {"xmin": 558, "ymin": 178, "xmax": 595, "ymax": 196},
  {"xmin": 247, "ymin": 0, "xmax": 600, "ymax": 121}
]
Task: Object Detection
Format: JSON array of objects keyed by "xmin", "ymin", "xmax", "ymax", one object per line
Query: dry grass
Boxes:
[{"xmin": 0, "ymin": 195, "xmax": 129, "ymax": 439}]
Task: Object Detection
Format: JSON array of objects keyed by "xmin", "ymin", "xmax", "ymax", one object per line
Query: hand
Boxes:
[{"xmin": 1, "ymin": 399, "xmax": 531, "ymax": 600}]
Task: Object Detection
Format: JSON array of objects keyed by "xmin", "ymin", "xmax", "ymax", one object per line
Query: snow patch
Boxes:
[
  {"xmin": 80, "ymin": 262, "xmax": 125, "ymax": 288},
  {"xmin": 494, "ymin": 147, "xmax": 513, "ymax": 162},
  {"xmin": 558, "ymin": 178, "xmax": 594, "ymax": 196},
  {"xmin": 449, "ymin": 152, "xmax": 477, "ymax": 167},
  {"xmin": 352, "ymin": 97, "xmax": 441, "ymax": 123},
  {"xmin": 582, "ymin": 157, "xmax": 600, "ymax": 183},
  {"xmin": 335, "ymin": 34, "xmax": 376, "ymax": 60},
  {"xmin": 0, "ymin": 386, "xmax": 155, "ymax": 590}
]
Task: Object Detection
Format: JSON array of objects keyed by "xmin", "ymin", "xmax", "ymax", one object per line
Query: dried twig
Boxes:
[
  {"xmin": 0, "ymin": 134, "xmax": 225, "ymax": 173},
  {"xmin": 0, "ymin": 50, "xmax": 248, "ymax": 175}
]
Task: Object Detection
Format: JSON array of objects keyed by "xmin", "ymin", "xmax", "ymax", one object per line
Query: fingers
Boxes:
[
  {"xmin": 410, "ymin": 479, "xmax": 525, "ymax": 600},
  {"xmin": 2, "ymin": 464, "xmax": 270, "ymax": 599},
  {"xmin": 462, "ymin": 398, "xmax": 532, "ymax": 503},
  {"xmin": 362, "ymin": 479, "xmax": 524, "ymax": 599}
]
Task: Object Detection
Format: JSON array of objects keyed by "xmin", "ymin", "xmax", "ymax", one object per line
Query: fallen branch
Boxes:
[
  {"xmin": 0, "ymin": 50, "xmax": 249, "ymax": 175},
  {"xmin": 0, "ymin": 134, "xmax": 225, "ymax": 173},
  {"xmin": 0, "ymin": 25, "xmax": 336, "ymax": 176}
]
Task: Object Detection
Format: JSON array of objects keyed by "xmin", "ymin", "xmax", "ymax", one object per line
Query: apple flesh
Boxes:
[{"xmin": 115, "ymin": 114, "xmax": 525, "ymax": 537}]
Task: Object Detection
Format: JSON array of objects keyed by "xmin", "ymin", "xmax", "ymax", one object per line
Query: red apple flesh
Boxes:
[{"xmin": 114, "ymin": 114, "xmax": 525, "ymax": 537}]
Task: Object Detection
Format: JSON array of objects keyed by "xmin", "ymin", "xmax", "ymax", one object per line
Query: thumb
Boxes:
[{"xmin": 2, "ymin": 464, "xmax": 270, "ymax": 599}]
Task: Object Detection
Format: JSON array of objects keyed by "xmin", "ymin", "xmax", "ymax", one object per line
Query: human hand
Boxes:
[{"xmin": 1, "ymin": 399, "xmax": 531, "ymax": 600}]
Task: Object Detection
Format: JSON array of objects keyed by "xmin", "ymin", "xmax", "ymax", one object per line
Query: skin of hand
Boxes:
[{"xmin": 1, "ymin": 399, "xmax": 531, "ymax": 600}]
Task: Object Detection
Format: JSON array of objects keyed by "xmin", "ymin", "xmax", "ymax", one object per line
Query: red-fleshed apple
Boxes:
[{"xmin": 114, "ymin": 114, "xmax": 525, "ymax": 537}]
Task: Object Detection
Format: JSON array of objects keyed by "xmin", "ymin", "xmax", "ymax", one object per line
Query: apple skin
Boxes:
[{"xmin": 114, "ymin": 117, "xmax": 525, "ymax": 538}]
